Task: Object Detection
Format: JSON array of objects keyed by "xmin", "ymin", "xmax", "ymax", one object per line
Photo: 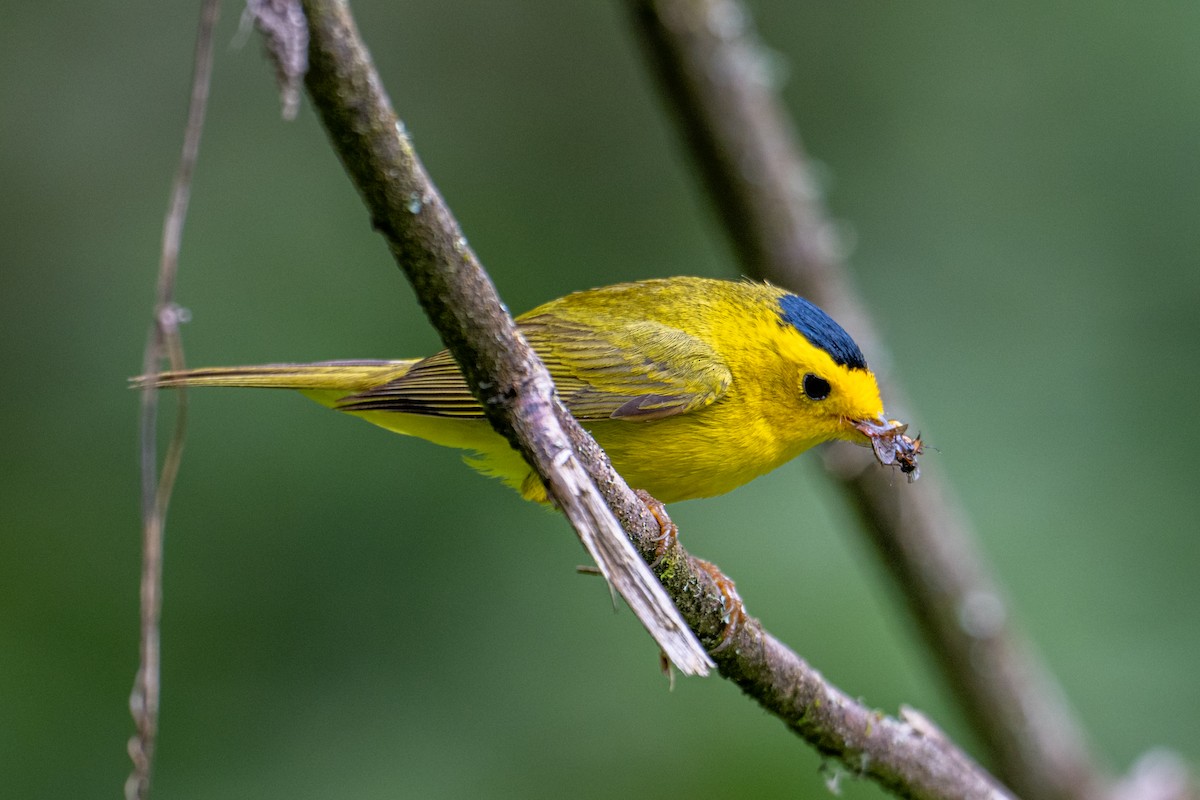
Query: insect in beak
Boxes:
[{"xmin": 850, "ymin": 417, "xmax": 924, "ymax": 482}]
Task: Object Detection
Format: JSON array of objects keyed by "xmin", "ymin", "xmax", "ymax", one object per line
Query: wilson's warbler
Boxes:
[{"xmin": 144, "ymin": 277, "xmax": 918, "ymax": 502}]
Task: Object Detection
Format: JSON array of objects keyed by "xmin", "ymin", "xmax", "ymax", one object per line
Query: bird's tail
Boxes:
[{"xmin": 133, "ymin": 360, "xmax": 418, "ymax": 407}]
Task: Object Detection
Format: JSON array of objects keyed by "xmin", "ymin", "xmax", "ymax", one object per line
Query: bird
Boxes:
[{"xmin": 141, "ymin": 276, "xmax": 918, "ymax": 503}]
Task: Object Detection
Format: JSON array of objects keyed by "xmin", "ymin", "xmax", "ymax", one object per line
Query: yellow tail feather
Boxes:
[
  {"xmin": 136, "ymin": 358, "xmax": 537, "ymax": 495},
  {"xmin": 134, "ymin": 360, "xmax": 417, "ymax": 407}
]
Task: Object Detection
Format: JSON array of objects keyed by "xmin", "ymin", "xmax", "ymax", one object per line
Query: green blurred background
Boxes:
[{"xmin": 3, "ymin": 1, "xmax": 1198, "ymax": 797}]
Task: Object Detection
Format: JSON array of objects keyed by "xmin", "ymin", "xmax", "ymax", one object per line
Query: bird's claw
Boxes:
[
  {"xmin": 634, "ymin": 490, "xmax": 744, "ymax": 654},
  {"xmin": 635, "ymin": 489, "xmax": 678, "ymax": 568},
  {"xmin": 694, "ymin": 558, "xmax": 746, "ymax": 653}
]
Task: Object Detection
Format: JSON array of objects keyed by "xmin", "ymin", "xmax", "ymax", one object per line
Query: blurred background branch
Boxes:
[{"xmin": 626, "ymin": 1, "xmax": 1195, "ymax": 799}]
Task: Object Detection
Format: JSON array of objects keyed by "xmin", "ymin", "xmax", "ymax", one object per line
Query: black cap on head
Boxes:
[{"xmin": 777, "ymin": 295, "xmax": 867, "ymax": 370}]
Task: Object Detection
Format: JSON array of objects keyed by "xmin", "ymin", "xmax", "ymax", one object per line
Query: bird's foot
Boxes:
[
  {"xmin": 634, "ymin": 489, "xmax": 678, "ymax": 568},
  {"xmin": 633, "ymin": 489, "xmax": 745, "ymax": 653},
  {"xmin": 694, "ymin": 558, "xmax": 746, "ymax": 654}
]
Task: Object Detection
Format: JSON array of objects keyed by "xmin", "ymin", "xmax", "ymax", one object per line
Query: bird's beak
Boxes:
[
  {"xmin": 850, "ymin": 415, "xmax": 903, "ymax": 443},
  {"xmin": 848, "ymin": 416, "xmax": 923, "ymax": 482}
]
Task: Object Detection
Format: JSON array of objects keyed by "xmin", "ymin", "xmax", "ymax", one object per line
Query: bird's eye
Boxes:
[{"xmin": 802, "ymin": 373, "xmax": 831, "ymax": 401}]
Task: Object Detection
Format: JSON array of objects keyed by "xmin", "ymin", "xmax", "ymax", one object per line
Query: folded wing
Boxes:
[{"xmin": 337, "ymin": 313, "xmax": 731, "ymax": 422}]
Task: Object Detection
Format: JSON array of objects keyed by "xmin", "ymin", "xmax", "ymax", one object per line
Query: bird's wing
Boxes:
[{"xmin": 336, "ymin": 313, "xmax": 731, "ymax": 421}]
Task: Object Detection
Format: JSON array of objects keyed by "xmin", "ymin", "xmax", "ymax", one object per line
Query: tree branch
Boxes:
[
  {"xmin": 299, "ymin": 0, "xmax": 709, "ymax": 678},
  {"xmin": 294, "ymin": 1, "xmax": 1016, "ymax": 797},
  {"xmin": 625, "ymin": 2, "xmax": 1194, "ymax": 799}
]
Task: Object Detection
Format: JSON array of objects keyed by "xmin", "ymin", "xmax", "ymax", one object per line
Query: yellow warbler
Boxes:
[{"xmin": 143, "ymin": 277, "xmax": 918, "ymax": 501}]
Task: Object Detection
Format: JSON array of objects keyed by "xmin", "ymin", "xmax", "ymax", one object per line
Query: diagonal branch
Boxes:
[
  {"xmin": 295, "ymin": 1, "xmax": 1015, "ymax": 797},
  {"xmin": 299, "ymin": 0, "xmax": 709, "ymax": 678}
]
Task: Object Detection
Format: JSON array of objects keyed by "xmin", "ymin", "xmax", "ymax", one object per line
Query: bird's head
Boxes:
[{"xmin": 771, "ymin": 294, "xmax": 917, "ymax": 475}]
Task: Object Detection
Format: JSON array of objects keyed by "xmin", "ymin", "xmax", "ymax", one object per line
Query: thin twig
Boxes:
[
  {"xmin": 626, "ymin": 2, "xmax": 1125, "ymax": 799},
  {"xmin": 127, "ymin": 2, "xmax": 218, "ymax": 798},
  {"xmin": 296, "ymin": 2, "xmax": 1016, "ymax": 797}
]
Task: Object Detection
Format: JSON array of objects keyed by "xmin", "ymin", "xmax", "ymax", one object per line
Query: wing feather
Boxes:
[{"xmin": 337, "ymin": 312, "xmax": 731, "ymax": 421}]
